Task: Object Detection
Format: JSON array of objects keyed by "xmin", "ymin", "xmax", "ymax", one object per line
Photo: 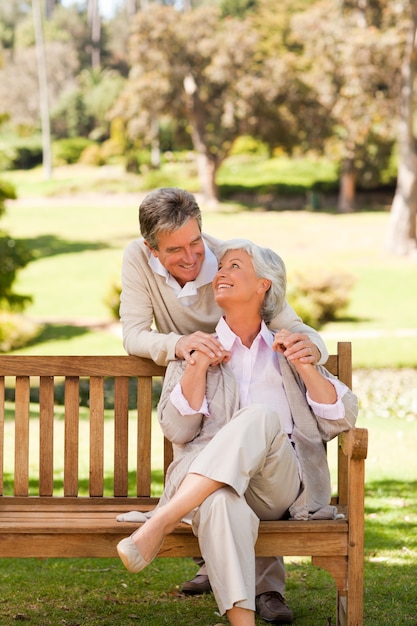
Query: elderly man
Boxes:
[{"xmin": 119, "ymin": 188, "xmax": 329, "ymax": 624}]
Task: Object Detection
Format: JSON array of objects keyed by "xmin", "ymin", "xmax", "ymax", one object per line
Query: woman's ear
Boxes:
[{"xmin": 258, "ymin": 279, "xmax": 271, "ymax": 294}]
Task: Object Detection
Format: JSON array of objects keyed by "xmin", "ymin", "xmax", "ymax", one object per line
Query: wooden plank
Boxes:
[
  {"xmin": 114, "ymin": 376, "xmax": 129, "ymax": 496},
  {"xmin": 136, "ymin": 377, "xmax": 152, "ymax": 497},
  {"xmin": 0, "ymin": 376, "xmax": 4, "ymax": 496},
  {"xmin": 0, "ymin": 356, "xmax": 165, "ymax": 378},
  {"xmin": 89, "ymin": 376, "xmax": 104, "ymax": 497},
  {"xmin": 64, "ymin": 377, "xmax": 79, "ymax": 496},
  {"xmin": 14, "ymin": 376, "xmax": 30, "ymax": 496},
  {"xmin": 39, "ymin": 376, "xmax": 54, "ymax": 496}
]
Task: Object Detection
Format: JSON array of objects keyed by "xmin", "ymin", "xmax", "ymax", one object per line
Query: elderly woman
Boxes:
[{"xmin": 117, "ymin": 239, "xmax": 358, "ymax": 626}]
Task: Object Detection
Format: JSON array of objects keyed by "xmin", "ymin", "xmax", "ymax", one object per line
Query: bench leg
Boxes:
[{"xmin": 312, "ymin": 555, "xmax": 363, "ymax": 626}]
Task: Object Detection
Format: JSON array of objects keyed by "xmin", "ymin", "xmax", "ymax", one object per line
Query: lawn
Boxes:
[{"xmin": 2, "ymin": 164, "xmax": 417, "ymax": 367}]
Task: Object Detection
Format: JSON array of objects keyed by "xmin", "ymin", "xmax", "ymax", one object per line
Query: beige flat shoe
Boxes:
[{"xmin": 117, "ymin": 535, "xmax": 163, "ymax": 573}]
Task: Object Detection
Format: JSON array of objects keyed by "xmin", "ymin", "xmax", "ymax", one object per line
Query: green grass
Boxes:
[
  {"xmin": 0, "ymin": 414, "xmax": 416, "ymax": 625},
  {"xmin": 3, "ymin": 166, "xmax": 416, "ymax": 366}
]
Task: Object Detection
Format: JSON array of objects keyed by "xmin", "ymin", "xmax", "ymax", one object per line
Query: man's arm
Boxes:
[{"xmin": 120, "ymin": 241, "xmax": 180, "ymax": 365}]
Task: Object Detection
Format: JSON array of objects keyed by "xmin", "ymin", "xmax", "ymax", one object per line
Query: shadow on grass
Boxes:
[
  {"xmin": 21, "ymin": 234, "xmax": 113, "ymax": 259},
  {"xmin": 365, "ymin": 478, "xmax": 417, "ymax": 553}
]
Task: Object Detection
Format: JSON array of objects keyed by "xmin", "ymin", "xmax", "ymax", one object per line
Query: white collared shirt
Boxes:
[
  {"xmin": 148, "ymin": 239, "xmax": 218, "ymax": 307},
  {"xmin": 171, "ymin": 318, "xmax": 347, "ymax": 432}
]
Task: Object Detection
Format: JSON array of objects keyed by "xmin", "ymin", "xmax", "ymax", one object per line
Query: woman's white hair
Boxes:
[{"xmin": 216, "ymin": 239, "xmax": 287, "ymax": 325}]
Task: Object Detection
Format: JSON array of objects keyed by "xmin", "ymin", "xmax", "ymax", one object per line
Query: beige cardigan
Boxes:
[
  {"xmin": 120, "ymin": 233, "xmax": 329, "ymax": 365},
  {"xmin": 158, "ymin": 354, "xmax": 358, "ymax": 520}
]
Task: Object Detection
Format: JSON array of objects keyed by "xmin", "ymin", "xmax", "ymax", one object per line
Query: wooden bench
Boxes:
[{"xmin": 0, "ymin": 343, "xmax": 367, "ymax": 626}]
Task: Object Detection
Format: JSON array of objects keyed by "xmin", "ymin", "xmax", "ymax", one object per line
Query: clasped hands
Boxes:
[{"xmin": 176, "ymin": 329, "xmax": 321, "ymax": 366}]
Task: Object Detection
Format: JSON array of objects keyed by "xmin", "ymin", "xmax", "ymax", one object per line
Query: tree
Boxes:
[
  {"xmin": 291, "ymin": 0, "xmax": 401, "ymax": 212},
  {"xmin": 385, "ymin": 2, "xmax": 417, "ymax": 256},
  {"xmin": 111, "ymin": 4, "xmax": 329, "ymax": 203}
]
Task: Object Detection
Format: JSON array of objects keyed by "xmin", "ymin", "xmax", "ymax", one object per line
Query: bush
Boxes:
[
  {"xmin": 0, "ymin": 313, "xmax": 42, "ymax": 353},
  {"xmin": 104, "ymin": 280, "xmax": 121, "ymax": 321},
  {"xmin": 0, "ymin": 139, "xmax": 43, "ymax": 171},
  {"xmin": 0, "ymin": 232, "xmax": 34, "ymax": 312},
  {"xmin": 287, "ymin": 271, "xmax": 355, "ymax": 328},
  {"xmin": 53, "ymin": 137, "xmax": 95, "ymax": 165},
  {"xmin": 79, "ymin": 143, "xmax": 105, "ymax": 166}
]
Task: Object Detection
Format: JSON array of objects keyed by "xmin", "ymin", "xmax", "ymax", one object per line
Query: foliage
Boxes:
[
  {"xmin": 0, "ymin": 174, "xmax": 34, "ymax": 347},
  {"xmin": 0, "ymin": 312, "xmax": 41, "ymax": 352},
  {"xmin": 104, "ymin": 280, "xmax": 121, "ymax": 321},
  {"xmin": 287, "ymin": 271, "xmax": 355, "ymax": 328},
  {"xmin": 111, "ymin": 4, "xmax": 331, "ymax": 201},
  {"xmin": 53, "ymin": 137, "xmax": 95, "ymax": 165},
  {"xmin": 0, "ymin": 232, "xmax": 33, "ymax": 311},
  {"xmin": 290, "ymin": 0, "xmax": 403, "ymax": 193},
  {"xmin": 0, "ymin": 41, "xmax": 79, "ymax": 131},
  {"xmin": 0, "ymin": 136, "xmax": 43, "ymax": 171}
]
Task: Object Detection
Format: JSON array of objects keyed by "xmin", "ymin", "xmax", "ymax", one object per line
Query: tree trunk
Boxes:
[
  {"xmin": 88, "ymin": 0, "xmax": 101, "ymax": 69},
  {"xmin": 385, "ymin": 3, "xmax": 417, "ymax": 256},
  {"xmin": 338, "ymin": 157, "xmax": 356, "ymax": 213},
  {"xmin": 32, "ymin": 0, "xmax": 52, "ymax": 180},
  {"xmin": 195, "ymin": 152, "xmax": 219, "ymax": 208},
  {"xmin": 183, "ymin": 73, "xmax": 219, "ymax": 206}
]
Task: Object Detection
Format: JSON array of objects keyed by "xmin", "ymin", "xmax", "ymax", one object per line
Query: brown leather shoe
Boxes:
[
  {"xmin": 255, "ymin": 591, "xmax": 294, "ymax": 623},
  {"xmin": 181, "ymin": 574, "xmax": 212, "ymax": 595}
]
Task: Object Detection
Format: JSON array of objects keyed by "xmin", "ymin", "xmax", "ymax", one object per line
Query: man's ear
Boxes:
[{"xmin": 144, "ymin": 240, "xmax": 158, "ymax": 257}]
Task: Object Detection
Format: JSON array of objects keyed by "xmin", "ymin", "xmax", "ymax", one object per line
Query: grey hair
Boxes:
[
  {"xmin": 139, "ymin": 187, "xmax": 202, "ymax": 250},
  {"xmin": 216, "ymin": 238, "xmax": 287, "ymax": 324}
]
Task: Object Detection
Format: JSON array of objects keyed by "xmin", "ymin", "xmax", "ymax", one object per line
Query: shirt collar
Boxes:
[
  {"xmin": 148, "ymin": 237, "xmax": 217, "ymax": 299},
  {"xmin": 216, "ymin": 317, "xmax": 272, "ymax": 350}
]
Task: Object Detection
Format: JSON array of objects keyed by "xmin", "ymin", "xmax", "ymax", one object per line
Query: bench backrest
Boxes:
[{"xmin": 0, "ymin": 344, "xmax": 351, "ymax": 501}]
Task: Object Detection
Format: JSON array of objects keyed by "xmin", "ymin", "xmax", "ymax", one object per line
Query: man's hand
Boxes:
[
  {"xmin": 273, "ymin": 329, "xmax": 321, "ymax": 365},
  {"xmin": 176, "ymin": 331, "xmax": 226, "ymax": 365}
]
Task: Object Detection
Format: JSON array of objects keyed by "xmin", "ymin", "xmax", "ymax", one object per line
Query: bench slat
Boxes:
[
  {"xmin": 39, "ymin": 376, "xmax": 54, "ymax": 496},
  {"xmin": 114, "ymin": 376, "xmax": 129, "ymax": 496},
  {"xmin": 14, "ymin": 376, "xmax": 30, "ymax": 496},
  {"xmin": 64, "ymin": 377, "xmax": 79, "ymax": 496},
  {"xmin": 89, "ymin": 376, "xmax": 105, "ymax": 497}
]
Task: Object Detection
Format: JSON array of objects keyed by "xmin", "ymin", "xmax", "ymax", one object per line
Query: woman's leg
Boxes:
[
  {"xmin": 117, "ymin": 473, "xmax": 223, "ymax": 570},
  {"xmin": 226, "ymin": 607, "xmax": 255, "ymax": 626}
]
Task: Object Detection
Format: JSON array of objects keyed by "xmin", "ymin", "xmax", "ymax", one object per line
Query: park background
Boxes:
[{"xmin": 1, "ymin": 1, "xmax": 417, "ymax": 625}]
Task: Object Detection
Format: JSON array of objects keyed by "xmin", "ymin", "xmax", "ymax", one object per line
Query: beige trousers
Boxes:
[{"xmin": 189, "ymin": 405, "xmax": 301, "ymax": 615}]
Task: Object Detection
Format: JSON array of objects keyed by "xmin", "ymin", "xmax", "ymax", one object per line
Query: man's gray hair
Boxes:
[
  {"xmin": 216, "ymin": 239, "xmax": 287, "ymax": 324},
  {"xmin": 139, "ymin": 187, "xmax": 202, "ymax": 250}
]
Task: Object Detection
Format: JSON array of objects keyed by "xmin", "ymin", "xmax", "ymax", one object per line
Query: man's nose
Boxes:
[{"xmin": 182, "ymin": 247, "xmax": 196, "ymax": 263}]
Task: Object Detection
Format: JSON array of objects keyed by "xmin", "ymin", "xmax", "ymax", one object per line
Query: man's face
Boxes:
[{"xmin": 146, "ymin": 218, "xmax": 205, "ymax": 287}]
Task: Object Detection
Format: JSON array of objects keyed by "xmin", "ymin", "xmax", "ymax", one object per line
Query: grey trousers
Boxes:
[{"xmin": 189, "ymin": 404, "xmax": 301, "ymax": 615}]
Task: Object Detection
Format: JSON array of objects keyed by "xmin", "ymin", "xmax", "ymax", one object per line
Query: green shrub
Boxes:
[
  {"xmin": 0, "ymin": 313, "xmax": 42, "ymax": 352},
  {"xmin": 104, "ymin": 280, "xmax": 121, "ymax": 321},
  {"xmin": 230, "ymin": 135, "xmax": 269, "ymax": 156},
  {"xmin": 287, "ymin": 271, "xmax": 355, "ymax": 328},
  {"xmin": 79, "ymin": 143, "xmax": 106, "ymax": 166},
  {"xmin": 0, "ymin": 179, "xmax": 17, "ymax": 218},
  {"xmin": 0, "ymin": 232, "xmax": 34, "ymax": 311},
  {"xmin": 0, "ymin": 139, "xmax": 43, "ymax": 171},
  {"xmin": 53, "ymin": 137, "xmax": 95, "ymax": 165}
]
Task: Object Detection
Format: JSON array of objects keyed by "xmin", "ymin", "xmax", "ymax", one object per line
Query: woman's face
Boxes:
[{"xmin": 213, "ymin": 249, "xmax": 267, "ymax": 308}]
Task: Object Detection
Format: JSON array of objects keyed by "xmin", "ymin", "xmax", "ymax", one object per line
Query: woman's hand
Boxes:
[{"xmin": 273, "ymin": 329, "xmax": 321, "ymax": 365}]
